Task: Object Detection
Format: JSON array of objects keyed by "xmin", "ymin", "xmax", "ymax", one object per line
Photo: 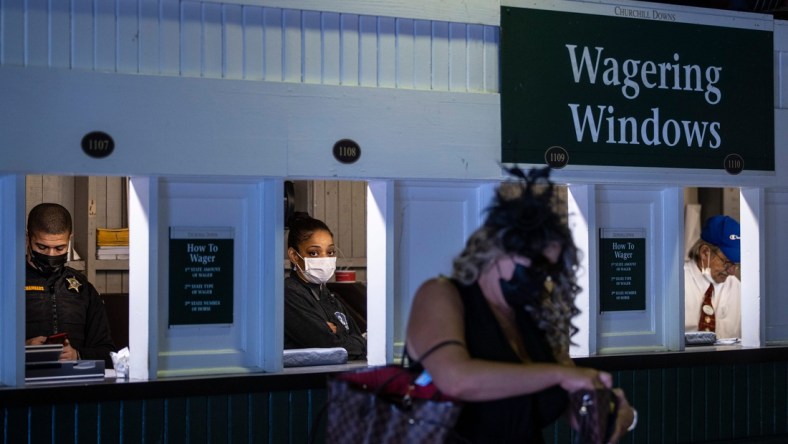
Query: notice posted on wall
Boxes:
[
  {"xmin": 169, "ymin": 227, "xmax": 234, "ymax": 326},
  {"xmin": 598, "ymin": 228, "xmax": 646, "ymax": 312}
]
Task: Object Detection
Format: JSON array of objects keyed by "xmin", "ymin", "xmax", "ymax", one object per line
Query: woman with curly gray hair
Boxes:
[{"xmin": 405, "ymin": 166, "xmax": 635, "ymax": 443}]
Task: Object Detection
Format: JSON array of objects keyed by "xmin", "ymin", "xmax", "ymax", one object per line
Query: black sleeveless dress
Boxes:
[{"xmin": 452, "ymin": 279, "xmax": 568, "ymax": 443}]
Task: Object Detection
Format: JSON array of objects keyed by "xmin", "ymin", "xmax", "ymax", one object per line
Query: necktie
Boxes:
[{"xmin": 698, "ymin": 283, "xmax": 716, "ymax": 332}]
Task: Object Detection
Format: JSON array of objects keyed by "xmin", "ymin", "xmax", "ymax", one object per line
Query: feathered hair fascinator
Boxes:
[{"xmin": 484, "ymin": 165, "xmax": 567, "ymax": 259}]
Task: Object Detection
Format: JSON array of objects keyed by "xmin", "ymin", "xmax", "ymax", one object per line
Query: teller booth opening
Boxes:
[{"xmin": 24, "ymin": 176, "xmax": 372, "ymax": 375}]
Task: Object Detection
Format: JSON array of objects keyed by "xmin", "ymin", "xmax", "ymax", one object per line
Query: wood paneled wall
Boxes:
[
  {"xmin": 310, "ymin": 181, "xmax": 367, "ymax": 279},
  {"xmin": 2, "ymin": 360, "xmax": 787, "ymax": 444},
  {"xmin": 289, "ymin": 180, "xmax": 367, "ymax": 281},
  {"xmin": 1, "ymin": 389, "xmax": 328, "ymax": 444},
  {"xmin": 26, "ymin": 175, "xmax": 129, "ymax": 294},
  {"xmin": 28, "ymin": 177, "xmax": 368, "ymax": 290}
]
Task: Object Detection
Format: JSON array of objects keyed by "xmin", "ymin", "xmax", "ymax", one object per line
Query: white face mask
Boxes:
[
  {"xmin": 296, "ymin": 254, "xmax": 336, "ymax": 284},
  {"xmin": 701, "ymin": 254, "xmax": 723, "ymax": 291}
]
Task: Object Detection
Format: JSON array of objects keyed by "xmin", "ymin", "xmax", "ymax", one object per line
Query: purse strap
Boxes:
[{"xmin": 402, "ymin": 339, "xmax": 465, "ymax": 368}]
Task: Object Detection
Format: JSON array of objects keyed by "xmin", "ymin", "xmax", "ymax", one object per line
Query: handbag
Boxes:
[
  {"xmin": 570, "ymin": 388, "xmax": 619, "ymax": 444},
  {"xmin": 323, "ymin": 364, "xmax": 463, "ymax": 443}
]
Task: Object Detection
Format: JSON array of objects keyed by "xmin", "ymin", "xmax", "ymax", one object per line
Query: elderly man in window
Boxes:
[{"xmin": 684, "ymin": 215, "xmax": 741, "ymax": 340}]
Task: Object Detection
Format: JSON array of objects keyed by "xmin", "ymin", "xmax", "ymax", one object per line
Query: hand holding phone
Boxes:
[{"xmin": 44, "ymin": 332, "xmax": 68, "ymax": 345}]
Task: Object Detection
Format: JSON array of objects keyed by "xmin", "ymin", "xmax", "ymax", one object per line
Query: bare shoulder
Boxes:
[
  {"xmin": 416, "ymin": 276, "xmax": 455, "ymax": 293},
  {"xmin": 412, "ymin": 276, "xmax": 461, "ymax": 306},
  {"xmin": 409, "ymin": 277, "xmax": 465, "ymax": 324},
  {"xmin": 407, "ymin": 276, "xmax": 466, "ymax": 359}
]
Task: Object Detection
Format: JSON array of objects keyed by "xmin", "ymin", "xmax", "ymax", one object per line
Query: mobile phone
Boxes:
[{"xmin": 44, "ymin": 332, "xmax": 68, "ymax": 345}]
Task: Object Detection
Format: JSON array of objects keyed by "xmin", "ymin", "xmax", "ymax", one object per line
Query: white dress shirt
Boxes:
[{"xmin": 684, "ymin": 260, "xmax": 741, "ymax": 339}]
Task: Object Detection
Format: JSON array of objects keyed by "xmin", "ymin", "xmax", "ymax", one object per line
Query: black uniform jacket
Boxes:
[
  {"xmin": 284, "ymin": 271, "xmax": 366, "ymax": 360},
  {"xmin": 26, "ymin": 263, "xmax": 117, "ymax": 366}
]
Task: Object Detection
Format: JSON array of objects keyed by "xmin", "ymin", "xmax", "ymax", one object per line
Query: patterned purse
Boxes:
[
  {"xmin": 320, "ymin": 340, "xmax": 465, "ymax": 444},
  {"xmin": 323, "ymin": 364, "xmax": 462, "ymax": 443}
]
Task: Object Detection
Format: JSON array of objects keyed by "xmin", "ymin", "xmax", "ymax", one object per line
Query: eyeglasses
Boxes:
[{"xmin": 713, "ymin": 251, "xmax": 739, "ymax": 272}]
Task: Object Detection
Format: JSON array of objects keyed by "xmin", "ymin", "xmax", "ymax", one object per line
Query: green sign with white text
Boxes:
[
  {"xmin": 599, "ymin": 229, "xmax": 646, "ymax": 312},
  {"xmin": 169, "ymin": 227, "xmax": 234, "ymax": 326},
  {"xmin": 500, "ymin": 6, "xmax": 774, "ymax": 171}
]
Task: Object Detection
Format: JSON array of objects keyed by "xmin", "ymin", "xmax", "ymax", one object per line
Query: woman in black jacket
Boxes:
[{"xmin": 284, "ymin": 213, "xmax": 366, "ymax": 360}]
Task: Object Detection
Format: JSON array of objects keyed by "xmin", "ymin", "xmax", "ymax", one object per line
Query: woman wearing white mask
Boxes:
[{"xmin": 284, "ymin": 212, "xmax": 366, "ymax": 360}]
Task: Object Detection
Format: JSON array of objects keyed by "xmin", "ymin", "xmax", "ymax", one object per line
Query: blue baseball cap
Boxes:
[{"xmin": 701, "ymin": 215, "xmax": 740, "ymax": 263}]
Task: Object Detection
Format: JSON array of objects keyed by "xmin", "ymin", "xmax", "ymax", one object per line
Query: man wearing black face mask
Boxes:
[{"xmin": 25, "ymin": 203, "xmax": 116, "ymax": 366}]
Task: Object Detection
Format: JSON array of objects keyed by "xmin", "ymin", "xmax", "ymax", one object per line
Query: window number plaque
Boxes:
[
  {"xmin": 724, "ymin": 154, "xmax": 744, "ymax": 175},
  {"xmin": 333, "ymin": 139, "xmax": 361, "ymax": 164},
  {"xmin": 544, "ymin": 146, "xmax": 569, "ymax": 169},
  {"xmin": 81, "ymin": 131, "xmax": 115, "ymax": 159}
]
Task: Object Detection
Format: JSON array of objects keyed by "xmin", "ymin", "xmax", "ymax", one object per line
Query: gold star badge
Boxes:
[{"xmin": 66, "ymin": 276, "xmax": 82, "ymax": 292}]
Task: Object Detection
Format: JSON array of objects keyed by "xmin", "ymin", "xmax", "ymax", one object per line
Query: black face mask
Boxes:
[
  {"xmin": 30, "ymin": 250, "xmax": 68, "ymax": 277},
  {"xmin": 499, "ymin": 257, "xmax": 562, "ymax": 309}
]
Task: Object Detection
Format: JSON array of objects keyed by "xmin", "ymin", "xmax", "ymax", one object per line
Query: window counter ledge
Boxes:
[
  {"xmin": 575, "ymin": 345, "xmax": 788, "ymax": 371},
  {"xmin": 0, "ymin": 360, "xmax": 368, "ymax": 407}
]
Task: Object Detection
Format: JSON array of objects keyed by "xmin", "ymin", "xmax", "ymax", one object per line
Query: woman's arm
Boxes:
[
  {"xmin": 555, "ymin": 338, "xmax": 637, "ymax": 442},
  {"xmin": 406, "ymin": 278, "xmax": 611, "ymax": 402}
]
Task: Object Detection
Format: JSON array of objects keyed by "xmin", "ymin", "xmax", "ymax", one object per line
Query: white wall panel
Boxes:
[
  {"xmin": 0, "ymin": 175, "xmax": 25, "ymax": 386},
  {"xmin": 393, "ymin": 181, "xmax": 491, "ymax": 352},
  {"xmin": 780, "ymin": 51, "xmax": 786, "ymax": 108},
  {"xmin": 224, "ymin": 4, "xmax": 245, "ymax": 79},
  {"xmin": 467, "ymin": 24, "xmax": 485, "ymax": 92},
  {"xmin": 595, "ymin": 186, "xmax": 674, "ymax": 352},
  {"xmin": 431, "ymin": 21, "xmax": 449, "ymax": 91},
  {"xmin": 0, "ymin": 65, "xmax": 500, "ymax": 179},
  {"xmin": 157, "ymin": 178, "xmax": 266, "ymax": 375},
  {"xmin": 118, "ymin": 0, "xmax": 140, "ymax": 73},
  {"xmin": 1, "ymin": 0, "xmax": 24, "ymax": 65},
  {"xmin": 322, "ymin": 12, "xmax": 341, "ymax": 85},
  {"xmin": 449, "ymin": 22, "xmax": 467, "ymax": 91},
  {"xmin": 72, "ymin": 0, "xmax": 94, "ymax": 70},
  {"xmin": 765, "ymin": 189, "xmax": 788, "ymax": 343},
  {"xmin": 95, "ymin": 0, "xmax": 117, "ymax": 72},
  {"xmin": 140, "ymin": 2, "xmax": 161, "ymax": 73},
  {"xmin": 340, "ymin": 14, "xmax": 360, "ymax": 86},
  {"xmin": 242, "ymin": 6, "xmax": 264, "ymax": 80},
  {"xmin": 396, "ymin": 19, "xmax": 414, "ymax": 89},
  {"xmin": 302, "ymin": 10, "xmax": 321, "ymax": 84},
  {"xmin": 201, "ymin": 0, "xmax": 500, "ymax": 26},
  {"xmin": 50, "ymin": 0, "xmax": 71, "ymax": 68},
  {"xmin": 159, "ymin": 1, "xmax": 181, "ymax": 75},
  {"xmin": 282, "ymin": 9, "xmax": 302, "ymax": 83},
  {"xmin": 0, "ymin": 0, "xmax": 499, "ymax": 94},
  {"xmin": 484, "ymin": 26, "xmax": 499, "ymax": 92},
  {"xmin": 262, "ymin": 7, "xmax": 283, "ymax": 81},
  {"xmin": 776, "ymin": 21, "xmax": 786, "ymax": 109},
  {"xmin": 202, "ymin": 3, "xmax": 224, "ymax": 78},
  {"xmin": 413, "ymin": 20, "xmax": 432, "ymax": 90},
  {"xmin": 567, "ymin": 184, "xmax": 595, "ymax": 356},
  {"xmin": 377, "ymin": 17, "xmax": 396, "ymax": 88},
  {"xmin": 27, "ymin": 0, "xmax": 49, "ymax": 67},
  {"xmin": 358, "ymin": 15, "xmax": 377, "ymax": 88},
  {"xmin": 180, "ymin": 2, "xmax": 202, "ymax": 76}
]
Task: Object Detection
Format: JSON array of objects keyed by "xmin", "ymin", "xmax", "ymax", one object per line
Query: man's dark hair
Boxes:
[
  {"xmin": 27, "ymin": 203, "xmax": 73, "ymax": 236},
  {"xmin": 286, "ymin": 212, "xmax": 332, "ymax": 250}
]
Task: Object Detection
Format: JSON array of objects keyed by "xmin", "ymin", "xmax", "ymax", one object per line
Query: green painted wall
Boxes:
[{"xmin": 1, "ymin": 361, "xmax": 786, "ymax": 443}]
